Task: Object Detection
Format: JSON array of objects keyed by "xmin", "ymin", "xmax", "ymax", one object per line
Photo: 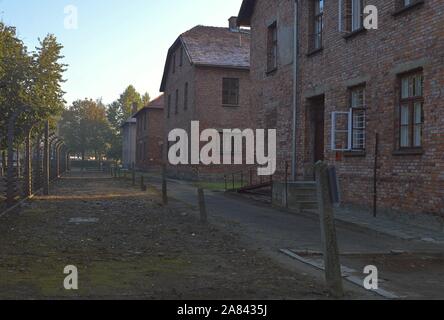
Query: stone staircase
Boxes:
[{"xmin": 286, "ymin": 181, "xmax": 319, "ymax": 213}]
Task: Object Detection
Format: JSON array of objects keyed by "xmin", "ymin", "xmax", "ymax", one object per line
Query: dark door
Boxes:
[{"xmin": 313, "ymin": 105, "xmax": 325, "ymax": 163}]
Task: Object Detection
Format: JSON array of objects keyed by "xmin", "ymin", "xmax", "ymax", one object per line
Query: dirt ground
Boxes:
[{"xmin": 0, "ymin": 171, "xmax": 334, "ymax": 300}]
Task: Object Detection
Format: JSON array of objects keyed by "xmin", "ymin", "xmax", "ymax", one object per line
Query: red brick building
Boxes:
[
  {"xmin": 160, "ymin": 18, "xmax": 253, "ymax": 180},
  {"xmin": 134, "ymin": 95, "xmax": 165, "ymax": 172},
  {"xmin": 238, "ymin": 0, "xmax": 443, "ymax": 217}
]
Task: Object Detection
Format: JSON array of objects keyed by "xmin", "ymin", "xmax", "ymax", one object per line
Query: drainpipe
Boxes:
[{"xmin": 291, "ymin": 0, "xmax": 300, "ymax": 181}]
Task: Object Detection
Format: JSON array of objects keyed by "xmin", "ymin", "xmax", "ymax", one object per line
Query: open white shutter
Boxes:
[{"xmin": 331, "ymin": 111, "xmax": 352, "ymax": 151}]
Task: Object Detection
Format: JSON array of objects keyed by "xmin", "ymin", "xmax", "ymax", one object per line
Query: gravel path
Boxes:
[{"xmin": 0, "ymin": 171, "xmax": 332, "ymax": 300}]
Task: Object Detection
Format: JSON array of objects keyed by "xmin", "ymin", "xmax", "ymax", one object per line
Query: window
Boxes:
[
  {"xmin": 184, "ymin": 82, "xmax": 189, "ymax": 110},
  {"xmin": 222, "ymin": 78, "xmax": 240, "ymax": 106},
  {"xmin": 175, "ymin": 89, "xmax": 179, "ymax": 114},
  {"xmin": 345, "ymin": 0, "xmax": 364, "ymax": 32},
  {"xmin": 180, "ymin": 47, "xmax": 184, "ymax": 67},
  {"xmin": 143, "ymin": 112, "xmax": 147, "ymax": 131},
  {"xmin": 350, "ymin": 86, "xmax": 366, "ymax": 151},
  {"xmin": 310, "ymin": 0, "xmax": 324, "ymax": 52},
  {"xmin": 399, "ymin": 71, "xmax": 423, "ymax": 149},
  {"xmin": 399, "ymin": 0, "xmax": 421, "ymax": 8},
  {"xmin": 167, "ymin": 95, "xmax": 171, "ymax": 118},
  {"xmin": 172, "ymin": 53, "xmax": 176, "ymax": 74},
  {"xmin": 267, "ymin": 22, "xmax": 278, "ymax": 72},
  {"xmin": 331, "ymin": 86, "xmax": 366, "ymax": 152}
]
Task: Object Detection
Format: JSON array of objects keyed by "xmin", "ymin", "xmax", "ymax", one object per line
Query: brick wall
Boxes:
[
  {"xmin": 247, "ymin": 0, "xmax": 444, "ymax": 216},
  {"xmin": 164, "ymin": 44, "xmax": 254, "ymax": 180},
  {"xmin": 135, "ymin": 106, "xmax": 164, "ymax": 171}
]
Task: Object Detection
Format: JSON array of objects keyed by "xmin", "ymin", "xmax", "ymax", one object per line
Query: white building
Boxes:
[{"xmin": 121, "ymin": 116, "xmax": 137, "ymax": 169}]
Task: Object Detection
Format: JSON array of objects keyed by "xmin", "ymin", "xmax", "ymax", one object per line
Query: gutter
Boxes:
[{"xmin": 291, "ymin": 0, "xmax": 299, "ymax": 181}]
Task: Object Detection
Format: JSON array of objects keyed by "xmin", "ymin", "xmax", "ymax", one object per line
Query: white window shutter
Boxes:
[{"xmin": 331, "ymin": 111, "xmax": 352, "ymax": 151}]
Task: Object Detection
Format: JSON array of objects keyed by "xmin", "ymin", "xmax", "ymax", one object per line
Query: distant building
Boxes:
[
  {"xmin": 160, "ymin": 17, "xmax": 253, "ymax": 181},
  {"xmin": 134, "ymin": 95, "xmax": 165, "ymax": 171},
  {"xmin": 121, "ymin": 104, "xmax": 138, "ymax": 169}
]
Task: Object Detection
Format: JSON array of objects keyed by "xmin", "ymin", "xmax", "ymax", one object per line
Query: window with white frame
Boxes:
[
  {"xmin": 344, "ymin": 0, "xmax": 364, "ymax": 33},
  {"xmin": 331, "ymin": 111, "xmax": 352, "ymax": 151},
  {"xmin": 350, "ymin": 86, "xmax": 366, "ymax": 150},
  {"xmin": 331, "ymin": 86, "xmax": 367, "ymax": 152}
]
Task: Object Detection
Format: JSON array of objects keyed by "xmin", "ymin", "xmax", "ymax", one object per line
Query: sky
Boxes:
[{"xmin": 0, "ymin": 0, "xmax": 244, "ymax": 105}]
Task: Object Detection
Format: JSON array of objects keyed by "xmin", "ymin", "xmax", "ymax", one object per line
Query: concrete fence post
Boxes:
[
  {"xmin": 132, "ymin": 163, "xmax": 136, "ymax": 186},
  {"xmin": 24, "ymin": 128, "xmax": 32, "ymax": 198},
  {"xmin": 43, "ymin": 121, "xmax": 50, "ymax": 195},
  {"xmin": 34, "ymin": 135, "xmax": 42, "ymax": 190},
  {"xmin": 140, "ymin": 175, "xmax": 147, "ymax": 192},
  {"xmin": 6, "ymin": 112, "xmax": 20, "ymax": 208},
  {"xmin": 198, "ymin": 187, "xmax": 208, "ymax": 224},
  {"xmin": 314, "ymin": 161, "xmax": 344, "ymax": 298},
  {"xmin": 162, "ymin": 163, "xmax": 168, "ymax": 205}
]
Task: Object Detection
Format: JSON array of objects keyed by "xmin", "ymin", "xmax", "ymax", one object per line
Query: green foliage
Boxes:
[
  {"xmin": 0, "ymin": 22, "xmax": 66, "ymax": 149},
  {"xmin": 118, "ymin": 85, "xmax": 143, "ymax": 119},
  {"xmin": 142, "ymin": 92, "xmax": 151, "ymax": 106},
  {"xmin": 59, "ymin": 99, "xmax": 113, "ymax": 160},
  {"xmin": 103, "ymin": 85, "xmax": 148, "ymax": 161}
]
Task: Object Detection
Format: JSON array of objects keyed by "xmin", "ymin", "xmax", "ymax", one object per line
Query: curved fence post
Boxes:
[
  {"xmin": 6, "ymin": 111, "xmax": 21, "ymax": 207},
  {"xmin": 43, "ymin": 121, "xmax": 50, "ymax": 195},
  {"xmin": 23, "ymin": 127, "xmax": 33, "ymax": 198}
]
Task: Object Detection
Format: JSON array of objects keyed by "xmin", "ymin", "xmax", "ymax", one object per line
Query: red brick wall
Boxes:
[
  {"xmin": 163, "ymin": 44, "xmax": 254, "ymax": 180},
  {"xmin": 247, "ymin": 0, "xmax": 444, "ymax": 215},
  {"xmin": 135, "ymin": 107, "xmax": 164, "ymax": 171}
]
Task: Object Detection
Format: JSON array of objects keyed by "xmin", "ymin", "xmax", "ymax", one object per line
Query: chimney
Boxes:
[
  {"xmin": 132, "ymin": 102, "xmax": 138, "ymax": 115},
  {"xmin": 228, "ymin": 16, "xmax": 239, "ymax": 32}
]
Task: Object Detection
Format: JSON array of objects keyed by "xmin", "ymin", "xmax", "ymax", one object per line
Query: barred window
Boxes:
[
  {"xmin": 350, "ymin": 86, "xmax": 366, "ymax": 151},
  {"xmin": 222, "ymin": 78, "xmax": 240, "ymax": 106},
  {"xmin": 175, "ymin": 89, "xmax": 179, "ymax": 114},
  {"xmin": 167, "ymin": 94, "xmax": 171, "ymax": 118},
  {"xmin": 310, "ymin": 0, "xmax": 324, "ymax": 52},
  {"xmin": 267, "ymin": 22, "xmax": 278, "ymax": 72},
  {"xmin": 184, "ymin": 82, "xmax": 188, "ymax": 110},
  {"xmin": 345, "ymin": 0, "xmax": 364, "ymax": 32}
]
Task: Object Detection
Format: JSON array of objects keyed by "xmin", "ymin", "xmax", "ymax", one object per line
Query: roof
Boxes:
[
  {"xmin": 160, "ymin": 26, "xmax": 251, "ymax": 91},
  {"xmin": 120, "ymin": 116, "xmax": 136, "ymax": 128},
  {"xmin": 133, "ymin": 94, "xmax": 164, "ymax": 118},
  {"xmin": 237, "ymin": 0, "xmax": 256, "ymax": 26}
]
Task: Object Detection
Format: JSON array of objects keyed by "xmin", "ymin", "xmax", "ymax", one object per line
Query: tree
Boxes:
[
  {"xmin": 59, "ymin": 99, "xmax": 113, "ymax": 160},
  {"xmin": 103, "ymin": 85, "xmax": 148, "ymax": 161},
  {"xmin": 142, "ymin": 92, "xmax": 151, "ymax": 106},
  {"xmin": 0, "ymin": 23, "xmax": 66, "ymax": 150},
  {"xmin": 118, "ymin": 85, "xmax": 142, "ymax": 119}
]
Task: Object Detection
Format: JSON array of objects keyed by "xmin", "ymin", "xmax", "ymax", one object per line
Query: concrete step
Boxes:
[
  {"xmin": 298, "ymin": 201, "xmax": 319, "ymax": 211},
  {"xmin": 288, "ymin": 182, "xmax": 316, "ymax": 189}
]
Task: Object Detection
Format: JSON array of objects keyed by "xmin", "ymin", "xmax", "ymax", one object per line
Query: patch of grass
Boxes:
[
  {"xmin": 194, "ymin": 181, "xmax": 243, "ymax": 191},
  {"xmin": 0, "ymin": 255, "xmax": 190, "ymax": 299}
]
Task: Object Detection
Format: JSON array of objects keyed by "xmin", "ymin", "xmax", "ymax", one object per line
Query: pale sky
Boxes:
[{"xmin": 0, "ymin": 0, "xmax": 244, "ymax": 105}]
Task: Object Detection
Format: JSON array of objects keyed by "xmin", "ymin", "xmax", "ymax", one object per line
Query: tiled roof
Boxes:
[
  {"xmin": 133, "ymin": 94, "xmax": 164, "ymax": 118},
  {"xmin": 147, "ymin": 94, "xmax": 164, "ymax": 109},
  {"xmin": 238, "ymin": 0, "xmax": 256, "ymax": 26},
  {"xmin": 160, "ymin": 25, "xmax": 250, "ymax": 91},
  {"xmin": 181, "ymin": 26, "xmax": 250, "ymax": 68}
]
